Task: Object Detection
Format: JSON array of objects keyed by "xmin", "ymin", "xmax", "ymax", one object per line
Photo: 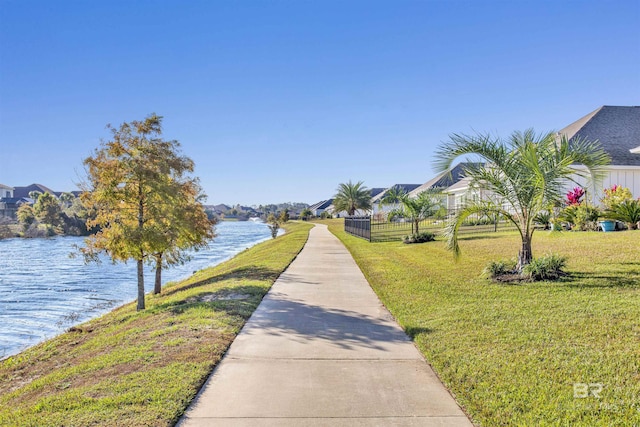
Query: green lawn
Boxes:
[
  {"xmin": 0, "ymin": 222, "xmax": 312, "ymax": 427},
  {"xmin": 320, "ymin": 219, "xmax": 640, "ymax": 426}
]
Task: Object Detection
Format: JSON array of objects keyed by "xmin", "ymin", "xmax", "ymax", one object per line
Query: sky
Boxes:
[{"xmin": 1, "ymin": 0, "xmax": 639, "ymax": 206}]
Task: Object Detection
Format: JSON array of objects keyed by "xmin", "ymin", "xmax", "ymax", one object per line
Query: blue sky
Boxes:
[{"xmin": 1, "ymin": 0, "xmax": 638, "ymax": 206}]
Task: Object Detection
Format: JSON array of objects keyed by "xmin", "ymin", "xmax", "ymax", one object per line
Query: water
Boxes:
[{"xmin": 0, "ymin": 220, "xmax": 274, "ymax": 359}]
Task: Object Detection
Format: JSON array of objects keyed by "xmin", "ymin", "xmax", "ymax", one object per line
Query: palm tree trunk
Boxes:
[
  {"xmin": 154, "ymin": 253, "xmax": 163, "ymax": 294},
  {"xmin": 414, "ymin": 219, "xmax": 419, "ymax": 235},
  {"xmin": 517, "ymin": 235, "xmax": 533, "ymax": 271}
]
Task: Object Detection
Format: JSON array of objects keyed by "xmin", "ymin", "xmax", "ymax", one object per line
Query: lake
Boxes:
[{"xmin": 0, "ymin": 220, "xmax": 274, "ymax": 359}]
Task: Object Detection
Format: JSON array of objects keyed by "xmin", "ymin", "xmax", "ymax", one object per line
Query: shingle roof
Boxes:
[
  {"xmin": 369, "ymin": 188, "xmax": 385, "ymax": 198},
  {"xmin": 408, "ymin": 162, "xmax": 481, "ymax": 197},
  {"xmin": 0, "ymin": 184, "xmax": 13, "ymax": 190},
  {"xmin": 13, "ymin": 183, "xmax": 57, "ymax": 198},
  {"xmin": 558, "ymin": 106, "xmax": 640, "ymax": 166},
  {"xmin": 309, "ymin": 199, "xmax": 333, "ymax": 210},
  {"xmin": 371, "ymin": 184, "xmax": 421, "ymax": 203}
]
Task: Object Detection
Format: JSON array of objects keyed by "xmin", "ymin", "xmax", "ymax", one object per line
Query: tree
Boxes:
[
  {"xmin": 149, "ymin": 178, "xmax": 216, "ymax": 294},
  {"xmin": 33, "ymin": 192, "xmax": 62, "ymax": 227},
  {"xmin": 300, "ymin": 208, "xmax": 312, "ymax": 220},
  {"xmin": 278, "ymin": 208, "xmax": 290, "ymax": 223},
  {"xmin": 17, "ymin": 204, "xmax": 36, "ymax": 231},
  {"xmin": 59, "ymin": 192, "xmax": 76, "ymax": 208},
  {"xmin": 333, "ymin": 180, "xmax": 372, "ymax": 216},
  {"xmin": 435, "ymin": 129, "xmax": 610, "ymax": 271},
  {"xmin": 388, "ymin": 191, "xmax": 442, "ymax": 235},
  {"xmin": 380, "ymin": 186, "xmax": 408, "ymax": 207},
  {"xmin": 267, "ymin": 213, "xmax": 280, "ymax": 239},
  {"xmin": 28, "ymin": 191, "xmax": 42, "ymax": 202},
  {"xmin": 82, "ymin": 113, "xmax": 211, "ymax": 310}
]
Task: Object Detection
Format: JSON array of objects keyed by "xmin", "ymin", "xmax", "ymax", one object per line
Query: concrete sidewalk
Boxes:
[{"xmin": 178, "ymin": 224, "xmax": 473, "ymax": 426}]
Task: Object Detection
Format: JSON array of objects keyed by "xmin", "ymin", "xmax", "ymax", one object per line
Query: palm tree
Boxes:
[
  {"xmin": 388, "ymin": 190, "xmax": 442, "ymax": 235},
  {"xmin": 333, "ymin": 180, "xmax": 372, "ymax": 216},
  {"xmin": 380, "ymin": 185, "xmax": 408, "ymax": 206},
  {"xmin": 435, "ymin": 129, "xmax": 610, "ymax": 271}
]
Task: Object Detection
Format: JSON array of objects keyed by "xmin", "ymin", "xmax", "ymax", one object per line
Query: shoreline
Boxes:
[
  {"xmin": 0, "ymin": 221, "xmax": 275, "ymax": 360},
  {"xmin": 0, "ymin": 222, "xmax": 310, "ymax": 426}
]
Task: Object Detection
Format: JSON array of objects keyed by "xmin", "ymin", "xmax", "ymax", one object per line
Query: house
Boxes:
[
  {"xmin": 371, "ymin": 184, "xmax": 422, "ymax": 217},
  {"xmin": 308, "ymin": 199, "xmax": 333, "ymax": 217},
  {"xmin": 0, "ymin": 184, "xmax": 14, "ymax": 199},
  {"xmin": 13, "ymin": 183, "xmax": 57, "ymax": 199},
  {"xmin": 407, "ymin": 162, "xmax": 482, "ymax": 210},
  {"xmin": 0, "ymin": 197, "xmax": 34, "ymax": 219},
  {"xmin": 326, "ymin": 187, "xmax": 387, "ymax": 218},
  {"xmin": 557, "ymin": 105, "xmax": 640, "ymax": 201},
  {"xmin": 439, "ymin": 106, "xmax": 640, "ymax": 209}
]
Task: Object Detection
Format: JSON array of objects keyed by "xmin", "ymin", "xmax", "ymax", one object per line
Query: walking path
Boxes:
[{"xmin": 178, "ymin": 224, "xmax": 473, "ymax": 426}]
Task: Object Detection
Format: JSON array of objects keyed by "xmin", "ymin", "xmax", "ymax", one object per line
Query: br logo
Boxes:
[{"xmin": 573, "ymin": 383, "xmax": 604, "ymax": 399}]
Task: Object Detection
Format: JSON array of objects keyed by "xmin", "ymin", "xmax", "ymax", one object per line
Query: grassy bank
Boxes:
[
  {"xmin": 0, "ymin": 221, "xmax": 312, "ymax": 427},
  {"xmin": 320, "ymin": 219, "xmax": 640, "ymax": 426}
]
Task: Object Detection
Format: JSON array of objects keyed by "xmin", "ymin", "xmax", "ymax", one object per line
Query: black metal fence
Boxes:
[
  {"xmin": 345, "ymin": 211, "xmax": 517, "ymax": 242},
  {"xmin": 344, "ymin": 216, "xmax": 371, "ymax": 241}
]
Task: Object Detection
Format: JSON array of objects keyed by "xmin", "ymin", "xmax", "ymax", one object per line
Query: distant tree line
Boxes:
[{"xmin": 9, "ymin": 191, "xmax": 94, "ymax": 238}]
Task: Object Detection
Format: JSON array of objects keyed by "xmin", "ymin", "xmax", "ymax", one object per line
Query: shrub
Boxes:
[
  {"xmin": 560, "ymin": 205, "xmax": 600, "ymax": 231},
  {"xmin": 574, "ymin": 205, "xmax": 600, "ymax": 231},
  {"xmin": 602, "ymin": 185, "xmax": 633, "ymax": 209},
  {"xmin": 402, "ymin": 231, "xmax": 436, "ymax": 244},
  {"xmin": 482, "ymin": 259, "xmax": 517, "ymax": 279},
  {"xmin": 522, "ymin": 253, "xmax": 568, "ymax": 281},
  {"xmin": 565, "ymin": 187, "xmax": 585, "ymax": 206},
  {"xmin": 533, "ymin": 211, "xmax": 552, "ymax": 229},
  {"xmin": 605, "ymin": 199, "xmax": 640, "ymax": 230}
]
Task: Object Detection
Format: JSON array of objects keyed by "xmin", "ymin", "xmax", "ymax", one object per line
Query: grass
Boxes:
[
  {"xmin": 0, "ymin": 221, "xmax": 312, "ymax": 427},
  {"xmin": 320, "ymin": 218, "xmax": 640, "ymax": 426}
]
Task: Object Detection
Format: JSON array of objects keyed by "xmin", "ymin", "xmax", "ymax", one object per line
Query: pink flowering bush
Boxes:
[{"xmin": 565, "ymin": 187, "xmax": 585, "ymax": 206}]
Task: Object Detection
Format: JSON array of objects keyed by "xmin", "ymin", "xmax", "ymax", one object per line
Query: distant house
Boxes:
[
  {"xmin": 557, "ymin": 105, "xmax": 640, "ymax": 201},
  {"xmin": 13, "ymin": 183, "xmax": 57, "ymax": 199},
  {"xmin": 308, "ymin": 199, "xmax": 333, "ymax": 217},
  {"xmin": 371, "ymin": 184, "xmax": 421, "ymax": 217},
  {"xmin": 0, "ymin": 197, "xmax": 34, "ymax": 219},
  {"xmin": 407, "ymin": 163, "xmax": 482, "ymax": 210},
  {"xmin": 0, "ymin": 184, "xmax": 13, "ymax": 199},
  {"xmin": 326, "ymin": 187, "xmax": 386, "ymax": 218}
]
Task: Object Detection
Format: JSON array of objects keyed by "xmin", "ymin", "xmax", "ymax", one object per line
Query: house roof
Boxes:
[
  {"xmin": 13, "ymin": 183, "xmax": 57, "ymax": 199},
  {"xmin": 0, "ymin": 197, "xmax": 33, "ymax": 205},
  {"xmin": 558, "ymin": 106, "xmax": 640, "ymax": 166},
  {"xmin": 0, "ymin": 184, "xmax": 13, "ymax": 191},
  {"xmin": 408, "ymin": 162, "xmax": 481, "ymax": 197},
  {"xmin": 369, "ymin": 188, "xmax": 385, "ymax": 198},
  {"xmin": 443, "ymin": 176, "xmax": 473, "ymax": 193},
  {"xmin": 371, "ymin": 184, "xmax": 421, "ymax": 203},
  {"xmin": 309, "ymin": 199, "xmax": 333, "ymax": 210}
]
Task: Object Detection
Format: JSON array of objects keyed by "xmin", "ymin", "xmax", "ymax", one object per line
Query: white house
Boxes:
[
  {"xmin": 308, "ymin": 199, "xmax": 333, "ymax": 217},
  {"xmin": 557, "ymin": 106, "xmax": 640, "ymax": 202},
  {"xmin": 371, "ymin": 184, "xmax": 421, "ymax": 218},
  {"xmin": 0, "ymin": 184, "xmax": 13, "ymax": 199},
  {"xmin": 440, "ymin": 106, "xmax": 640, "ymax": 208}
]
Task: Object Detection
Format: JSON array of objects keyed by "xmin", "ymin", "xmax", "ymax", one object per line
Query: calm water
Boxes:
[{"xmin": 0, "ymin": 220, "xmax": 274, "ymax": 358}]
